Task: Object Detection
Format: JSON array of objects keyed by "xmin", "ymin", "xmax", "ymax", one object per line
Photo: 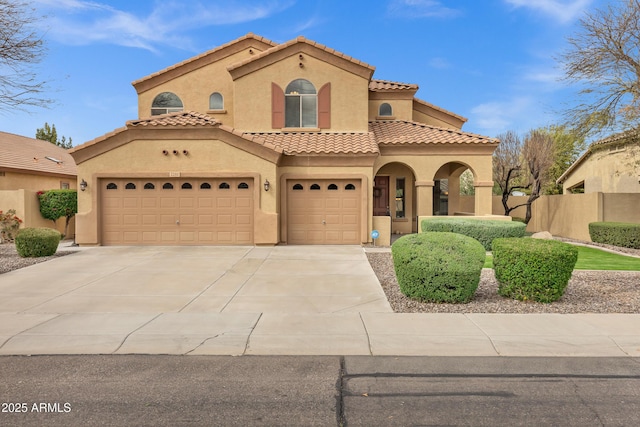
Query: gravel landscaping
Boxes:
[
  {"xmin": 0, "ymin": 243, "xmax": 75, "ymax": 274},
  {"xmin": 367, "ymin": 239, "xmax": 640, "ymax": 314}
]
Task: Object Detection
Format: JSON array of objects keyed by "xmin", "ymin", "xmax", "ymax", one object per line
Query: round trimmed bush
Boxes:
[
  {"xmin": 14, "ymin": 227, "xmax": 61, "ymax": 258},
  {"xmin": 421, "ymin": 218, "xmax": 526, "ymax": 250},
  {"xmin": 391, "ymin": 232, "xmax": 486, "ymax": 303},
  {"xmin": 492, "ymin": 238, "xmax": 578, "ymax": 303}
]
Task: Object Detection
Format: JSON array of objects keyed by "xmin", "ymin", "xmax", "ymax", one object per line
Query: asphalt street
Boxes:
[{"xmin": 1, "ymin": 356, "xmax": 639, "ymax": 426}]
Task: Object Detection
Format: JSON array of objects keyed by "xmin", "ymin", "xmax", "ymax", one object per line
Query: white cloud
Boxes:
[
  {"xmin": 470, "ymin": 97, "xmax": 537, "ymax": 136},
  {"xmin": 428, "ymin": 57, "xmax": 452, "ymax": 69},
  {"xmin": 388, "ymin": 0, "xmax": 461, "ymax": 19},
  {"xmin": 33, "ymin": 0, "xmax": 295, "ymax": 52},
  {"xmin": 503, "ymin": 0, "xmax": 593, "ymax": 23}
]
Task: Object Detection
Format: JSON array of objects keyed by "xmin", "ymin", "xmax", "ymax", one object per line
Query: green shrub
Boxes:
[
  {"xmin": 588, "ymin": 222, "xmax": 640, "ymax": 249},
  {"xmin": 492, "ymin": 238, "xmax": 578, "ymax": 303},
  {"xmin": 391, "ymin": 232, "xmax": 486, "ymax": 303},
  {"xmin": 14, "ymin": 227, "xmax": 61, "ymax": 258},
  {"xmin": 421, "ymin": 218, "xmax": 527, "ymax": 250},
  {"xmin": 37, "ymin": 189, "xmax": 77, "ymax": 238}
]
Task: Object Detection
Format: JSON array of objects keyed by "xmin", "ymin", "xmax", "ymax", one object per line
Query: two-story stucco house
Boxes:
[{"xmin": 70, "ymin": 33, "xmax": 498, "ymax": 246}]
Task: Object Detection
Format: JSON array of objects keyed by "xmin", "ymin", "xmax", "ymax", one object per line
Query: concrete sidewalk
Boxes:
[{"xmin": 0, "ymin": 244, "xmax": 638, "ymax": 357}]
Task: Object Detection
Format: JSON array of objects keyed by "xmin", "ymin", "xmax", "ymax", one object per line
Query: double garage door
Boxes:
[
  {"xmin": 287, "ymin": 179, "xmax": 361, "ymax": 245},
  {"xmin": 101, "ymin": 178, "xmax": 253, "ymax": 245}
]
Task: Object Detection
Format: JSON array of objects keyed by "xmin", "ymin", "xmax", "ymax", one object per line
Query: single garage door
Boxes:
[
  {"xmin": 101, "ymin": 178, "xmax": 253, "ymax": 245},
  {"xmin": 287, "ymin": 179, "xmax": 361, "ymax": 244}
]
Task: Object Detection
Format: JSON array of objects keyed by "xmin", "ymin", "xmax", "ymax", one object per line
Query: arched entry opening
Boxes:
[
  {"xmin": 433, "ymin": 162, "xmax": 476, "ymax": 216},
  {"xmin": 375, "ymin": 162, "xmax": 417, "ymax": 234}
]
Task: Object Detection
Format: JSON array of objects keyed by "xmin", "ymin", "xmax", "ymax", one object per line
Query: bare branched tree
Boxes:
[
  {"xmin": 560, "ymin": 0, "xmax": 640, "ymax": 135},
  {"xmin": 493, "ymin": 131, "xmax": 527, "ymax": 216},
  {"xmin": 0, "ymin": 0, "xmax": 51, "ymax": 112},
  {"xmin": 493, "ymin": 130, "xmax": 555, "ymax": 223},
  {"xmin": 522, "ymin": 130, "xmax": 555, "ymax": 224}
]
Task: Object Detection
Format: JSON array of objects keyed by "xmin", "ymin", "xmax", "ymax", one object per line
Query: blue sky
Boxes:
[{"xmin": 0, "ymin": 0, "xmax": 607, "ymax": 145}]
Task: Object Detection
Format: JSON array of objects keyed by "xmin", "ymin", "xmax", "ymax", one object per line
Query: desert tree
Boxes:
[
  {"xmin": 541, "ymin": 125, "xmax": 586, "ymax": 195},
  {"xmin": 493, "ymin": 130, "xmax": 526, "ymax": 216},
  {"xmin": 36, "ymin": 122, "xmax": 73, "ymax": 148},
  {"xmin": 493, "ymin": 130, "xmax": 555, "ymax": 223},
  {"xmin": 0, "ymin": 0, "xmax": 51, "ymax": 112},
  {"xmin": 560, "ymin": 0, "xmax": 640, "ymax": 135}
]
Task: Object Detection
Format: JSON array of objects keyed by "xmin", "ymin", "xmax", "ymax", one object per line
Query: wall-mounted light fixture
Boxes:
[
  {"xmin": 80, "ymin": 179, "xmax": 88, "ymax": 191},
  {"xmin": 263, "ymin": 179, "xmax": 270, "ymax": 192}
]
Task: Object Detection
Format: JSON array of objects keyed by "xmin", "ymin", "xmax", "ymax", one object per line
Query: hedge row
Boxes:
[
  {"xmin": 492, "ymin": 238, "xmax": 578, "ymax": 303},
  {"xmin": 421, "ymin": 218, "xmax": 526, "ymax": 250},
  {"xmin": 589, "ymin": 222, "xmax": 640, "ymax": 249},
  {"xmin": 15, "ymin": 227, "xmax": 61, "ymax": 258},
  {"xmin": 391, "ymin": 232, "xmax": 485, "ymax": 303}
]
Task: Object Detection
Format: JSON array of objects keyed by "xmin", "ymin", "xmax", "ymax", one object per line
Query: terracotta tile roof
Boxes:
[
  {"xmin": 132, "ymin": 33, "xmax": 277, "ymax": 88},
  {"xmin": 0, "ymin": 131, "xmax": 77, "ymax": 177},
  {"xmin": 127, "ymin": 111, "xmax": 221, "ymax": 128},
  {"xmin": 370, "ymin": 120, "xmax": 498, "ymax": 145},
  {"xmin": 227, "ymin": 35, "xmax": 375, "ymax": 75},
  {"xmin": 237, "ymin": 131, "xmax": 379, "ymax": 155},
  {"xmin": 369, "ymin": 79, "xmax": 418, "ymax": 91}
]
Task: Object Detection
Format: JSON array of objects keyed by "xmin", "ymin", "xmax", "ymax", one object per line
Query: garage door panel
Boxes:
[
  {"xmin": 342, "ymin": 198, "xmax": 359, "ymax": 209},
  {"xmin": 123, "ymin": 215, "xmax": 138, "ymax": 225},
  {"xmin": 101, "ymin": 178, "xmax": 253, "ymax": 245}
]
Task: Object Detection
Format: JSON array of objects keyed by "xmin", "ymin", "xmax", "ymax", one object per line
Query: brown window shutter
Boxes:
[
  {"xmin": 272, "ymin": 82, "xmax": 285, "ymax": 129},
  {"xmin": 318, "ymin": 83, "xmax": 331, "ymax": 129}
]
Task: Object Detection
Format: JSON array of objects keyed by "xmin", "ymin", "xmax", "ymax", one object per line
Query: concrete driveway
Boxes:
[
  {"xmin": 2, "ymin": 245, "xmax": 639, "ymax": 357},
  {"xmin": 0, "ymin": 245, "xmax": 394, "ymax": 355}
]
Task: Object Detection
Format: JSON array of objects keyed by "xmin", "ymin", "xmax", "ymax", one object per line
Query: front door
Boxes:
[{"xmin": 373, "ymin": 176, "xmax": 389, "ymax": 216}]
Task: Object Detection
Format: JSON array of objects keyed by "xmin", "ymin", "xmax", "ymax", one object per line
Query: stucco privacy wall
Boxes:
[
  {"xmin": 233, "ymin": 53, "xmax": 371, "ymax": 132},
  {"xmin": 75, "ymin": 138, "xmax": 277, "ymax": 245},
  {"xmin": 0, "ymin": 190, "xmax": 73, "ymax": 236}
]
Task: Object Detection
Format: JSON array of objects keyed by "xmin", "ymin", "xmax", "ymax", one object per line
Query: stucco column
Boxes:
[
  {"xmin": 474, "ymin": 181, "xmax": 494, "ymax": 216},
  {"xmin": 415, "ymin": 180, "xmax": 434, "ymax": 218}
]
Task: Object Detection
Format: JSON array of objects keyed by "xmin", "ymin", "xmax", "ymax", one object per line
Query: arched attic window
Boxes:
[
  {"xmin": 209, "ymin": 92, "xmax": 223, "ymax": 110},
  {"xmin": 151, "ymin": 92, "xmax": 183, "ymax": 116},
  {"xmin": 379, "ymin": 103, "xmax": 393, "ymax": 117}
]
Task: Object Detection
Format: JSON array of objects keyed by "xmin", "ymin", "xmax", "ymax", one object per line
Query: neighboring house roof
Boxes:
[
  {"xmin": 556, "ymin": 128, "xmax": 640, "ymax": 184},
  {"xmin": 369, "ymin": 120, "xmax": 498, "ymax": 145},
  {"xmin": 369, "ymin": 79, "xmax": 418, "ymax": 91},
  {"xmin": 0, "ymin": 131, "xmax": 77, "ymax": 177},
  {"xmin": 132, "ymin": 33, "xmax": 278, "ymax": 93},
  {"xmin": 227, "ymin": 36, "xmax": 375, "ymax": 81},
  {"xmin": 238, "ymin": 131, "xmax": 379, "ymax": 155}
]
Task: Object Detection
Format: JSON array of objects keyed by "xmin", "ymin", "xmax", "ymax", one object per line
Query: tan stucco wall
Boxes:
[
  {"xmin": 0, "ymin": 170, "xmax": 75, "ymax": 192},
  {"xmin": 368, "ymin": 99, "xmax": 414, "ymax": 121},
  {"xmin": 233, "ymin": 54, "xmax": 370, "ymax": 132},
  {"xmin": 137, "ymin": 48, "xmax": 257, "ymax": 126},
  {"xmin": 412, "ymin": 109, "xmax": 458, "ymax": 129},
  {"xmin": 75, "ymin": 138, "xmax": 277, "ymax": 245},
  {"xmin": 0, "ymin": 189, "xmax": 74, "ymax": 236},
  {"xmin": 563, "ymin": 144, "xmax": 640, "ymax": 193}
]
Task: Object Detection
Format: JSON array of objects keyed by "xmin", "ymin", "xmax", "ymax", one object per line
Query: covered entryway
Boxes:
[
  {"xmin": 286, "ymin": 179, "xmax": 361, "ymax": 244},
  {"xmin": 100, "ymin": 178, "xmax": 254, "ymax": 245}
]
